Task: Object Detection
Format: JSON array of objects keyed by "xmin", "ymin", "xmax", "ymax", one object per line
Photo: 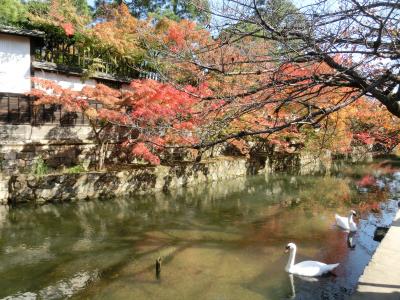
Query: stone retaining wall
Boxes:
[
  {"xmin": 0, "ymin": 123, "xmax": 334, "ymax": 205},
  {"xmin": 0, "ymin": 176, "xmax": 8, "ymax": 205},
  {"xmin": 0, "ymin": 124, "xmax": 228, "ymax": 174},
  {"xmin": 0, "ymin": 142, "xmax": 96, "ymax": 174},
  {"xmin": 3, "ymin": 158, "xmax": 248, "ymax": 205},
  {"xmin": 0, "ymin": 124, "xmax": 96, "ymax": 174},
  {"xmin": 0, "ymin": 151, "xmax": 331, "ymax": 205}
]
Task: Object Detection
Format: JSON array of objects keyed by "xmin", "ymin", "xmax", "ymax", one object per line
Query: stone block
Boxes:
[
  {"xmin": 36, "ymin": 186, "xmax": 61, "ymax": 202},
  {"xmin": 16, "ymin": 151, "xmax": 36, "ymax": 160},
  {"xmin": 16, "ymin": 159, "xmax": 26, "ymax": 168},
  {"xmin": 3, "ymin": 151, "xmax": 17, "ymax": 160},
  {"xmin": 20, "ymin": 144, "xmax": 38, "ymax": 152},
  {"xmin": 0, "ymin": 178, "xmax": 9, "ymax": 204}
]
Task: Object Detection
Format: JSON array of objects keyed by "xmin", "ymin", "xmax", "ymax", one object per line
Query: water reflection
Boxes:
[
  {"xmin": 347, "ymin": 232, "xmax": 356, "ymax": 249},
  {"xmin": 0, "ymin": 161, "xmax": 398, "ymax": 299},
  {"xmin": 287, "ymin": 274, "xmax": 327, "ymax": 300},
  {"xmin": 288, "ymin": 274, "xmax": 295, "ymax": 299}
]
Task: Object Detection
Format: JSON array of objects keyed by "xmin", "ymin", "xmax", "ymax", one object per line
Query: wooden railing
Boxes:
[
  {"xmin": 0, "ymin": 93, "xmax": 101, "ymax": 126},
  {"xmin": 34, "ymin": 41, "xmax": 135, "ymax": 79},
  {"xmin": 33, "ymin": 39, "xmax": 160, "ymax": 81}
]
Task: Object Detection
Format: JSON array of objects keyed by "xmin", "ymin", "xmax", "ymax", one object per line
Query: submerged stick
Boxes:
[{"xmin": 156, "ymin": 256, "xmax": 162, "ymax": 279}]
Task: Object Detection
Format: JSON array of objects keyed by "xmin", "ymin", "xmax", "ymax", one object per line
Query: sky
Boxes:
[
  {"xmin": 85, "ymin": 0, "xmax": 320, "ymax": 9},
  {"xmin": 84, "ymin": 0, "xmax": 326, "ymax": 15},
  {"xmin": 84, "ymin": 0, "xmax": 326, "ymax": 28}
]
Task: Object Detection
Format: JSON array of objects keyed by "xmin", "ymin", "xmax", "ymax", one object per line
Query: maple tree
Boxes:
[
  {"xmin": 147, "ymin": 0, "xmax": 400, "ymax": 153},
  {"xmin": 27, "ymin": 0, "xmax": 91, "ymax": 31},
  {"xmin": 26, "ymin": 0, "xmax": 400, "ymax": 167},
  {"xmin": 103, "ymin": 0, "xmax": 210, "ymax": 23},
  {"xmin": 30, "ymin": 77, "xmax": 208, "ymax": 168},
  {"xmin": 89, "ymin": 4, "xmax": 149, "ymax": 62}
]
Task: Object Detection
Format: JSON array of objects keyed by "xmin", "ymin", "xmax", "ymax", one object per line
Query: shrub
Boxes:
[
  {"xmin": 64, "ymin": 164, "xmax": 85, "ymax": 174},
  {"xmin": 31, "ymin": 156, "xmax": 48, "ymax": 177}
]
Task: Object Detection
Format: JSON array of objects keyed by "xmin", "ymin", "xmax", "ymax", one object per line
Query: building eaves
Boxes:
[
  {"xmin": 0, "ymin": 26, "xmax": 45, "ymax": 38},
  {"xmin": 32, "ymin": 61, "xmax": 133, "ymax": 84}
]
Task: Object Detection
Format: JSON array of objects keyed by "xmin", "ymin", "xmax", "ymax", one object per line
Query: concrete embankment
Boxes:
[{"xmin": 352, "ymin": 208, "xmax": 400, "ymax": 300}]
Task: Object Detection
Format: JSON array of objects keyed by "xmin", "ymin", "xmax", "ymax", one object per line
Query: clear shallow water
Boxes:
[{"xmin": 0, "ymin": 161, "xmax": 399, "ymax": 300}]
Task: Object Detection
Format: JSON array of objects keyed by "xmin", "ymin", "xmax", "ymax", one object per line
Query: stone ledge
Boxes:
[{"xmin": 352, "ymin": 209, "xmax": 400, "ymax": 300}]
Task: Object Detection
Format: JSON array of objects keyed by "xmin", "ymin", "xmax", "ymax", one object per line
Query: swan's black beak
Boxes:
[
  {"xmin": 284, "ymin": 246, "xmax": 290, "ymax": 253},
  {"xmin": 353, "ymin": 212, "xmax": 357, "ymax": 217}
]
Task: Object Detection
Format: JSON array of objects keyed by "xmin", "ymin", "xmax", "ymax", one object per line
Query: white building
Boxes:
[
  {"xmin": 0, "ymin": 26, "xmax": 132, "ymax": 125},
  {"xmin": 0, "ymin": 26, "xmax": 160, "ymax": 173},
  {"xmin": 0, "ymin": 28, "xmax": 34, "ymax": 93}
]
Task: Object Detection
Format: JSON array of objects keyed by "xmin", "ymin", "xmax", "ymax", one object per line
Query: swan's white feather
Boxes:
[
  {"xmin": 335, "ymin": 214, "xmax": 350, "ymax": 230},
  {"xmin": 289, "ymin": 261, "xmax": 339, "ymax": 277},
  {"xmin": 284, "ymin": 242, "xmax": 340, "ymax": 277},
  {"xmin": 335, "ymin": 212, "xmax": 357, "ymax": 231}
]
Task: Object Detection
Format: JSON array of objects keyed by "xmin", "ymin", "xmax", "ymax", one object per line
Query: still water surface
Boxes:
[{"xmin": 0, "ymin": 161, "xmax": 399, "ymax": 300}]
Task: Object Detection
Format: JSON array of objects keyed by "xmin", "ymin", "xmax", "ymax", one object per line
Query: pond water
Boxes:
[{"xmin": 0, "ymin": 160, "xmax": 399, "ymax": 300}]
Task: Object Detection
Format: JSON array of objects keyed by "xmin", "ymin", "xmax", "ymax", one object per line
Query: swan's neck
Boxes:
[
  {"xmin": 348, "ymin": 214, "xmax": 355, "ymax": 225},
  {"xmin": 285, "ymin": 247, "xmax": 296, "ymax": 272},
  {"xmin": 348, "ymin": 213, "xmax": 357, "ymax": 231}
]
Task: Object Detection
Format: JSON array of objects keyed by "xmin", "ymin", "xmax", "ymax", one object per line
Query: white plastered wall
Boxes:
[
  {"xmin": 34, "ymin": 71, "xmax": 96, "ymax": 91},
  {"xmin": 0, "ymin": 34, "xmax": 31, "ymax": 93}
]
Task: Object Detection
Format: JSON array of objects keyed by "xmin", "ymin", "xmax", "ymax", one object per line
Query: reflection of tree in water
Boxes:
[{"xmin": 0, "ymin": 163, "xmax": 399, "ymax": 299}]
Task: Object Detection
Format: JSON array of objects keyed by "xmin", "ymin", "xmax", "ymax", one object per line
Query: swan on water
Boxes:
[
  {"xmin": 284, "ymin": 243, "xmax": 339, "ymax": 277},
  {"xmin": 335, "ymin": 210, "xmax": 357, "ymax": 232}
]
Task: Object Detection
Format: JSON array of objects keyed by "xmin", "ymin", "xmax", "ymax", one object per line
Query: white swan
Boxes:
[
  {"xmin": 335, "ymin": 210, "xmax": 357, "ymax": 232},
  {"xmin": 284, "ymin": 243, "xmax": 339, "ymax": 277}
]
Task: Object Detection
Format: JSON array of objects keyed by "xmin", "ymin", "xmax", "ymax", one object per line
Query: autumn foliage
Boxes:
[
  {"xmin": 31, "ymin": 77, "xmax": 208, "ymax": 165},
  {"xmin": 29, "ymin": 2, "xmax": 400, "ymax": 168}
]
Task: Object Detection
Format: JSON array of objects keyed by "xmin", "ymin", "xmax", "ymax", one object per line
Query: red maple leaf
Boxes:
[{"xmin": 61, "ymin": 23, "xmax": 75, "ymax": 36}]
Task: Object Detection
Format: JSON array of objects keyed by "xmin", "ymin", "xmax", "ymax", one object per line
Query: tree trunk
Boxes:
[{"xmin": 98, "ymin": 141, "xmax": 109, "ymax": 171}]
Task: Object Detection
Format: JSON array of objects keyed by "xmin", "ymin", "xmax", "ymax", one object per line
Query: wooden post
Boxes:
[{"xmin": 155, "ymin": 257, "xmax": 162, "ymax": 279}]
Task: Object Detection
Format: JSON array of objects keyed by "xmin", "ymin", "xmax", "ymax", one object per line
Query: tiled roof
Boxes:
[
  {"xmin": 32, "ymin": 61, "xmax": 133, "ymax": 83},
  {"xmin": 0, "ymin": 26, "xmax": 45, "ymax": 38}
]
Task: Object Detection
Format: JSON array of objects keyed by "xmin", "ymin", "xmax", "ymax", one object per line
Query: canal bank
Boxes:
[
  {"xmin": 0, "ymin": 151, "xmax": 332, "ymax": 205},
  {"xmin": 352, "ymin": 208, "xmax": 400, "ymax": 300}
]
